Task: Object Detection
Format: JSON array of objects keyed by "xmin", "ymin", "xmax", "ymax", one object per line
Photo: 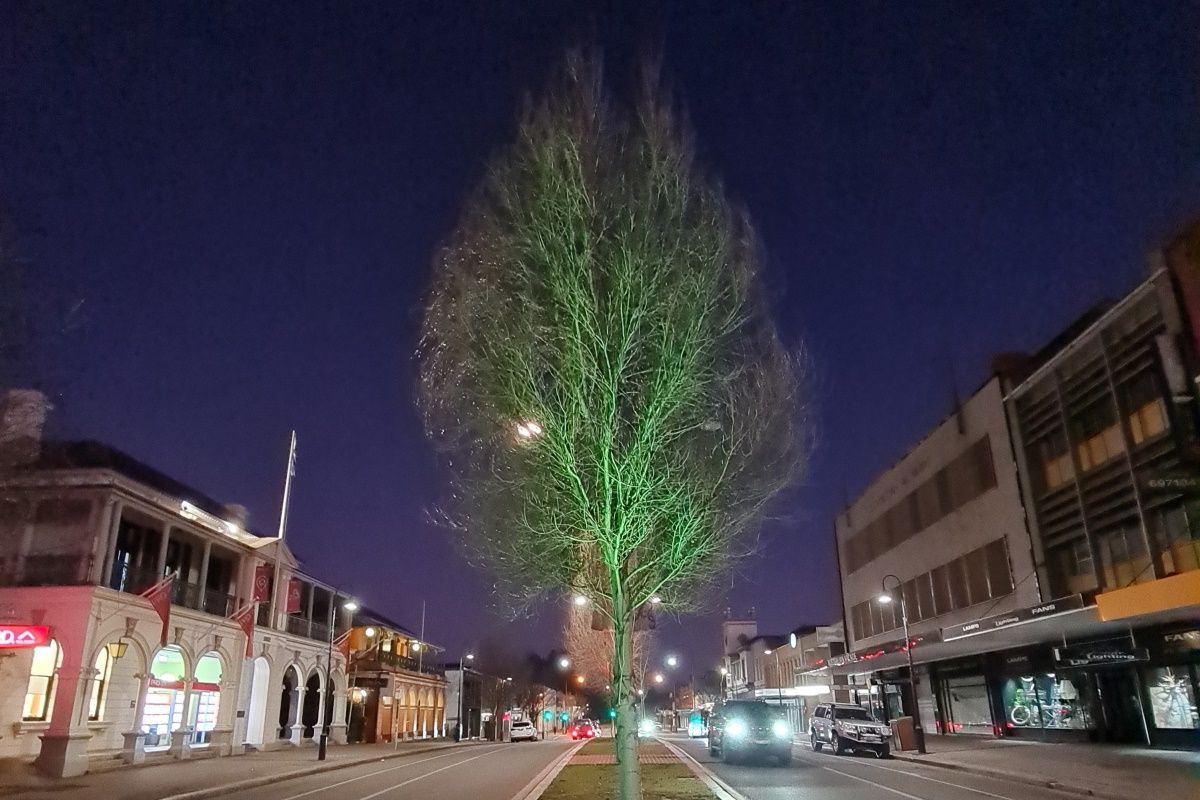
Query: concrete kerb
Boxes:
[
  {"xmin": 508, "ymin": 740, "xmax": 586, "ymax": 800},
  {"xmin": 158, "ymin": 741, "xmax": 483, "ymax": 800},
  {"xmin": 889, "ymin": 751, "xmax": 1129, "ymax": 800},
  {"xmin": 658, "ymin": 737, "xmax": 748, "ymax": 800}
]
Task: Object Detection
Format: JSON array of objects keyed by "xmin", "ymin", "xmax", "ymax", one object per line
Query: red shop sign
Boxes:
[{"xmin": 0, "ymin": 624, "xmax": 51, "ymax": 649}]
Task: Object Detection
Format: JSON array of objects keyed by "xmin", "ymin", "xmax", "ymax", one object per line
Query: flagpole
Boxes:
[{"xmin": 268, "ymin": 431, "xmax": 298, "ymax": 631}]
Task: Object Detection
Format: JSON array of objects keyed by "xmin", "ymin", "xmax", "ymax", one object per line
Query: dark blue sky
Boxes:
[{"xmin": 2, "ymin": 1, "xmax": 1197, "ymax": 674}]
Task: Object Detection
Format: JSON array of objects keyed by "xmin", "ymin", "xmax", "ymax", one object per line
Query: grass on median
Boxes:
[{"xmin": 540, "ymin": 739, "xmax": 713, "ymax": 800}]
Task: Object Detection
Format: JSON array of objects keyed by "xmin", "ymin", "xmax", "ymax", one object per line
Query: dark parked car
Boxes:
[
  {"xmin": 809, "ymin": 702, "xmax": 891, "ymax": 758},
  {"xmin": 707, "ymin": 700, "xmax": 792, "ymax": 765}
]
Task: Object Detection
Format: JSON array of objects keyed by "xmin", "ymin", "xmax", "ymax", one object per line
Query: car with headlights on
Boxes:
[
  {"xmin": 809, "ymin": 702, "xmax": 891, "ymax": 758},
  {"xmin": 707, "ymin": 700, "xmax": 792, "ymax": 765}
]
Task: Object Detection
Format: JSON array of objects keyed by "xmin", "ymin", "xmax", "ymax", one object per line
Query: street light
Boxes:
[
  {"xmin": 572, "ymin": 594, "xmax": 588, "ymax": 606},
  {"xmin": 319, "ymin": 598, "xmax": 358, "ymax": 761},
  {"xmin": 665, "ymin": 654, "xmax": 678, "ymax": 668},
  {"xmin": 764, "ymin": 648, "xmax": 786, "ymax": 708},
  {"xmin": 457, "ymin": 652, "xmax": 475, "ymax": 741},
  {"xmin": 654, "ymin": 673, "xmax": 664, "ymax": 684},
  {"xmin": 556, "ymin": 657, "xmax": 571, "ymax": 732},
  {"xmin": 879, "ymin": 574, "xmax": 926, "ymax": 754}
]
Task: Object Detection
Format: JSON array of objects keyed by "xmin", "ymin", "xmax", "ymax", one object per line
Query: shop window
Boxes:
[
  {"xmin": 1000, "ymin": 674, "xmax": 1091, "ymax": 731},
  {"xmin": 143, "ymin": 645, "xmax": 188, "ymax": 749},
  {"xmin": 1146, "ymin": 667, "xmax": 1199, "ymax": 730},
  {"xmin": 1096, "ymin": 525, "xmax": 1152, "ymax": 589},
  {"xmin": 22, "ymin": 639, "xmax": 62, "ymax": 721},
  {"xmin": 87, "ymin": 647, "xmax": 115, "ymax": 721},
  {"xmin": 983, "ymin": 538, "xmax": 1013, "ymax": 598},
  {"xmin": 942, "ymin": 676, "xmax": 992, "ymax": 734},
  {"xmin": 191, "ymin": 652, "xmax": 223, "ymax": 745},
  {"xmin": 1122, "ymin": 372, "xmax": 1169, "ymax": 446},
  {"xmin": 1073, "ymin": 399, "xmax": 1124, "ymax": 472}
]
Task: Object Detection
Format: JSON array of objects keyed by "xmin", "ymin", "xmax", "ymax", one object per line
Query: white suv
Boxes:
[
  {"xmin": 510, "ymin": 720, "xmax": 538, "ymax": 741},
  {"xmin": 809, "ymin": 703, "xmax": 890, "ymax": 758}
]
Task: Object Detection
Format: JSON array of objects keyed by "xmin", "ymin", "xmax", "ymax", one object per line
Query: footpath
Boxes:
[
  {"xmin": 3, "ymin": 739, "xmax": 479, "ymax": 800},
  {"xmin": 890, "ymin": 735, "xmax": 1200, "ymax": 800}
]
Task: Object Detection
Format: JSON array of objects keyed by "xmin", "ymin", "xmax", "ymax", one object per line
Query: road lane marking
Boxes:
[
  {"xmin": 846, "ymin": 760, "xmax": 1020, "ymax": 800},
  {"xmin": 656, "ymin": 737, "xmax": 747, "ymax": 800},
  {"xmin": 824, "ymin": 765, "xmax": 929, "ymax": 799},
  {"xmin": 353, "ymin": 747, "xmax": 507, "ymax": 800},
  {"xmin": 279, "ymin": 746, "xmax": 502, "ymax": 800},
  {"xmin": 509, "ymin": 740, "xmax": 585, "ymax": 800}
]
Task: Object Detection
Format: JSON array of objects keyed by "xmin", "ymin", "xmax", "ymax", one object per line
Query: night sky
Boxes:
[{"xmin": 2, "ymin": 2, "xmax": 1198, "ymax": 675}]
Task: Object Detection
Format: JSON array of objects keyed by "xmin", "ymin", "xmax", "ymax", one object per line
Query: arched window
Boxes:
[
  {"xmin": 88, "ymin": 647, "xmax": 115, "ymax": 721},
  {"xmin": 23, "ymin": 639, "xmax": 63, "ymax": 721}
]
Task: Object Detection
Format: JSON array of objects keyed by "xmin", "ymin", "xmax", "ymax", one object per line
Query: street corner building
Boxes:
[
  {"xmin": 832, "ymin": 221, "xmax": 1200, "ymax": 752},
  {"xmin": 0, "ymin": 393, "xmax": 432, "ymax": 777}
]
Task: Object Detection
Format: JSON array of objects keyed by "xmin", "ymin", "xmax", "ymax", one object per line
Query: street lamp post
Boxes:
[
  {"xmin": 319, "ymin": 598, "xmax": 357, "ymax": 761},
  {"xmin": 763, "ymin": 648, "xmax": 785, "ymax": 708},
  {"xmin": 557, "ymin": 657, "xmax": 570, "ymax": 733},
  {"xmin": 878, "ymin": 574, "xmax": 926, "ymax": 754},
  {"xmin": 457, "ymin": 653, "xmax": 475, "ymax": 740}
]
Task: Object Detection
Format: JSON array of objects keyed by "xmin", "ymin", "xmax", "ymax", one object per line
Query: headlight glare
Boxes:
[
  {"xmin": 726, "ymin": 719, "xmax": 748, "ymax": 738},
  {"xmin": 772, "ymin": 719, "xmax": 790, "ymax": 738}
]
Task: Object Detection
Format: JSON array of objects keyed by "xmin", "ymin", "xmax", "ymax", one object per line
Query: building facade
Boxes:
[
  {"xmin": 831, "ymin": 226, "xmax": 1200, "ymax": 751},
  {"xmin": 344, "ymin": 610, "xmax": 447, "ymax": 743},
  {"xmin": 721, "ymin": 617, "xmax": 845, "ymax": 734},
  {"xmin": 0, "ymin": 398, "xmax": 360, "ymax": 776}
]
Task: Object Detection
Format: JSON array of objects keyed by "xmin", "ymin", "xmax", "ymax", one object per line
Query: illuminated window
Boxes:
[
  {"xmin": 23, "ymin": 639, "xmax": 63, "ymax": 721},
  {"xmin": 88, "ymin": 647, "xmax": 115, "ymax": 721},
  {"xmin": 1037, "ymin": 430, "xmax": 1073, "ymax": 491},
  {"xmin": 1123, "ymin": 373, "xmax": 1169, "ymax": 446},
  {"xmin": 1073, "ymin": 400, "xmax": 1124, "ymax": 472}
]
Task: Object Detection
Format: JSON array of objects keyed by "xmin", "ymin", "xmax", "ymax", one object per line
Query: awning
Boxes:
[{"xmin": 834, "ymin": 597, "xmax": 1200, "ymax": 678}]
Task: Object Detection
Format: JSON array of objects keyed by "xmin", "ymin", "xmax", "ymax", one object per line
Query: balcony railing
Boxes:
[{"xmin": 354, "ymin": 648, "xmax": 444, "ymax": 676}]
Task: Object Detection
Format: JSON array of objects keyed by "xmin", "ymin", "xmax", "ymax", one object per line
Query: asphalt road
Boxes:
[
  {"xmin": 213, "ymin": 739, "xmax": 572, "ymax": 800},
  {"xmin": 664, "ymin": 732, "xmax": 1085, "ymax": 800}
]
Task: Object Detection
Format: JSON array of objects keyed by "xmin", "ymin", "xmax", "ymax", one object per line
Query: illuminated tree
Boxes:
[{"xmin": 419, "ymin": 54, "xmax": 805, "ymax": 799}]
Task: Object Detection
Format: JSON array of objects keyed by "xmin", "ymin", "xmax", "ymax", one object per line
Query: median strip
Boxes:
[{"xmin": 537, "ymin": 738, "xmax": 718, "ymax": 800}]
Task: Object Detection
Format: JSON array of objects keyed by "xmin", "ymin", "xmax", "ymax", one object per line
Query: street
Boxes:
[
  {"xmin": 6, "ymin": 741, "xmax": 574, "ymax": 800},
  {"xmin": 662, "ymin": 732, "xmax": 1087, "ymax": 800},
  {"xmin": 213, "ymin": 741, "xmax": 571, "ymax": 800}
]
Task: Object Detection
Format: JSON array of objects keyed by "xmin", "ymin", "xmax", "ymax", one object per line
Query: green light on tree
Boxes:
[{"xmin": 419, "ymin": 52, "xmax": 806, "ymax": 800}]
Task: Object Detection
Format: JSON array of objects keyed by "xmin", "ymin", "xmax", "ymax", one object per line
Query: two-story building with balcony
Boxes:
[
  {"xmin": 343, "ymin": 608, "xmax": 446, "ymax": 744},
  {"xmin": 0, "ymin": 392, "xmax": 357, "ymax": 776}
]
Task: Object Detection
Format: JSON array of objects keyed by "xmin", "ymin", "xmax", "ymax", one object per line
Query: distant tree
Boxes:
[
  {"xmin": 419, "ymin": 54, "xmax": 806, "ymax": 800},
  {"xmin": 562, "ymin": 602, "xmax": 648, "ymax": 691}
]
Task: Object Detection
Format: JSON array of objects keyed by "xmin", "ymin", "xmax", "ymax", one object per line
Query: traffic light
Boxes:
[
  {"xmin": 560, "ymin": 711, "xmax": 570, "ymax": 723},
  {"xmin": 607, "ymin": 709, "xmax": 616, "ymax": 719},
  {"xmin": 543, "ymin": 709, "xmax": 553, "ymax": 721}
]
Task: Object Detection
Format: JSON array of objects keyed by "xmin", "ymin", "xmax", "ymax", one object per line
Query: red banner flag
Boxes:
[
  {"xmin": 286, "ymin": 577, "xmax": 302, "ymax": 614},
  {"xmin": 334, "ymin": 630, "xmax": 353, "ymax": 663},
  {"xmin": 141, "ymin": 574, "xmax": 174, "ymax": 646},
  {"xmin": 253, "ymin": 564, "xmax": 272, "ymax": 602},
  {"xmin": 232, "ymin": 603, "xmax": 256, "ymax": 658}
]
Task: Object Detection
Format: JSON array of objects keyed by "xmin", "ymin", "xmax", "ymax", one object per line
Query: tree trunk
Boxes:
[{"xmin": 612, "ymin": 613, "xmax": 643, "ymax": 800}]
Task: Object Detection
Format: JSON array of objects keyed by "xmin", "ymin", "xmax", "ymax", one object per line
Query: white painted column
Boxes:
[
  {"xmin": 196, "ymin": 541, "xmax": 212, "ymax": 611},
  {"xmin": 101, "ymin": 501, "xmax": 123, "ymax": 588},
  {"xmin": 88, "ymin": 499, "xmax": 115, "ymax": 585},
  {"xmin": 155, "ymin": 520, "xmax": 171, "ymax": 578}
]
